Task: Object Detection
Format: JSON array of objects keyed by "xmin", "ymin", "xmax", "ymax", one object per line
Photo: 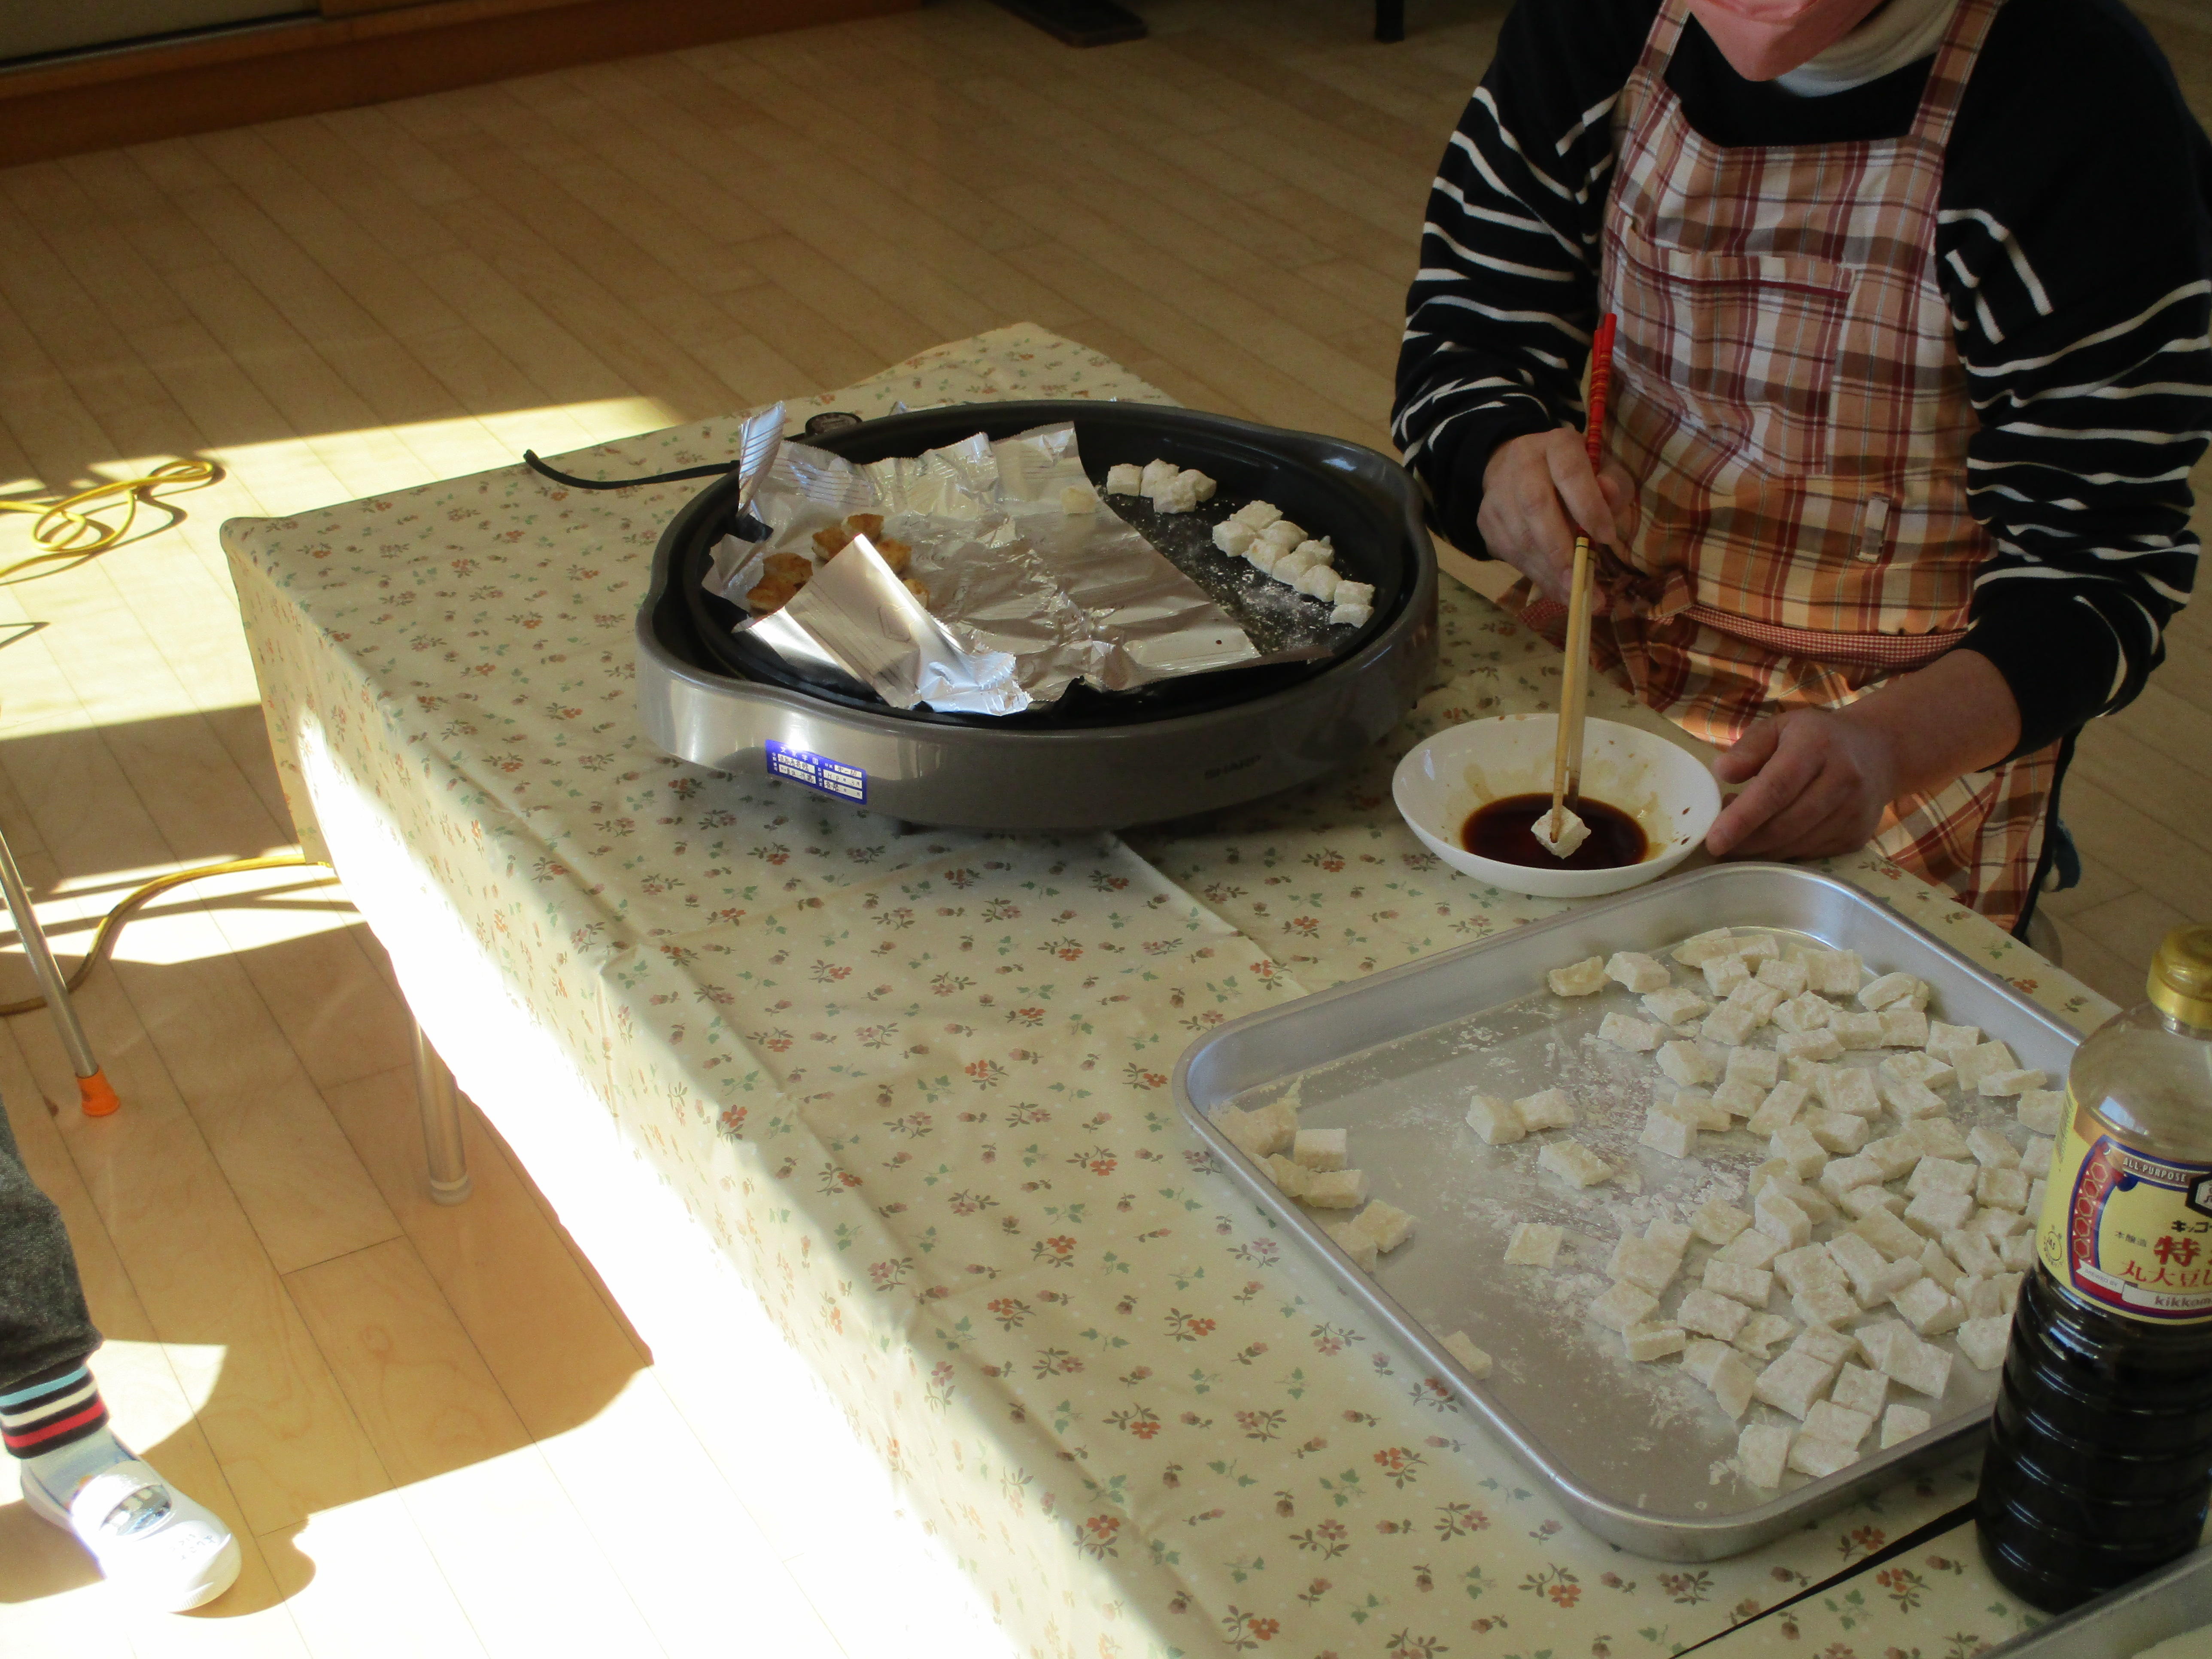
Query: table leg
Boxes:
[
  {"xmin": 1375, "ymin": 0, "xmax": 1406, "ymax": 42},
  {"xmin": 411, "ymin": 1021, "xmax": 473, "ymax": 1205}
]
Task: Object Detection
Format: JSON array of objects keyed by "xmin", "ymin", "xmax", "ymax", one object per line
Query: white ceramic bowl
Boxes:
[{"xmin": 1392, "ymin": 714, "xmax": 1721, "ymax": 899}]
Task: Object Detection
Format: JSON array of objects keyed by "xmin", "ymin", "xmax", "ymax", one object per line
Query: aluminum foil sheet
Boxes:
[{"xmin": 704, "ymin": 419, "xmax": 1261, "ymax": 714}]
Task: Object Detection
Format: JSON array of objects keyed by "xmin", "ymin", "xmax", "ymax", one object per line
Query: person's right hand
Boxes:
[{"xmin": 1476, "ymin": 428, "xmax": 1637, "ymax": 609}]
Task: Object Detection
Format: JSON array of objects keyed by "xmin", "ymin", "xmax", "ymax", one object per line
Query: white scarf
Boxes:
[{"xmin": 1775, "ymin": 0, "xmax": 1962, "ymax": 94}]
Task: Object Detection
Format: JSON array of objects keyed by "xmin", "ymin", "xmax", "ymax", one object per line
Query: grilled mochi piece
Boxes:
[{"xmin": 1547, "ymin": 954, "xmax": 1608, "ymax": 997}]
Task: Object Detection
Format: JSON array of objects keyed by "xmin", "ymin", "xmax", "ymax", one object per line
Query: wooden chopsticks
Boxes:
[{"xmin": 1549, "ymin": 313, "xmax": 1619, "ymax": 842}]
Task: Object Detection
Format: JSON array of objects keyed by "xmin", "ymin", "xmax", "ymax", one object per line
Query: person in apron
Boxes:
[{"xmin": 1393, "ymin": 0, "xmax": 2211, "ymax": 932}]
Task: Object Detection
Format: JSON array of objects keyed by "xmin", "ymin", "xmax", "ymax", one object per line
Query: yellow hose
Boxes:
[
  {"xmin": 0, "ymin": 459, "xmax": 222, "ymax": 580},
  {"xmin": 0, "ymin": 854, "xmax": 337, "ymax": 1018}
]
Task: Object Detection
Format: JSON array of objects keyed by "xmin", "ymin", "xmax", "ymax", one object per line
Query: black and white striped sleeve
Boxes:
[
  {"xmin": 1391, "ymin": 0, "xmax": 1653, "ymax": 554},
  {"xmin": 1942, "ymin": 1, "xmax": 2211, "ymax": 754}
]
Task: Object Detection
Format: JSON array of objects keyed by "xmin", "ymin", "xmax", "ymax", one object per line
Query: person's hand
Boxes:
[
  {"xmin": 1477, "ymin": 428, "xmax": 1638, "ymax": 608},
  {"xmin": 1706, "ymin": 707, "xmax": 1902, "ymax": 860}
]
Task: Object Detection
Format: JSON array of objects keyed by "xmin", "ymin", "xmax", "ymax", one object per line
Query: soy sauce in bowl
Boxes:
[{"xmin": 1461, "ymin": 793, "xmax": 1648, "ymax": 871}]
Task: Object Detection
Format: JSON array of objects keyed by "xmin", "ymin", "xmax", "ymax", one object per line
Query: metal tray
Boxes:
[
  {"xmin": 1984, "ymin": 1543, "xmax": 2212, "ymax": 1656},
  {"xmin": 1173, "ymin": 863, "xmax": 2084, "ymax": 1561}
]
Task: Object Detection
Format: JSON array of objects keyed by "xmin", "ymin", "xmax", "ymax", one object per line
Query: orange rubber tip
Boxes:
[{"xmin": 77, "ymin": 1070, "xmax": 120, "ymax": 1117}]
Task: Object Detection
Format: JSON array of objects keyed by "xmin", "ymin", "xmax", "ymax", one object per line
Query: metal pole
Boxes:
[
  {"xmin": 411, "ymin": 1021, "xmax": 473, "ymax": 1205},
  {"xmin": 0, "ymin": 826, "xmax": 117, "ymax": 1114}
]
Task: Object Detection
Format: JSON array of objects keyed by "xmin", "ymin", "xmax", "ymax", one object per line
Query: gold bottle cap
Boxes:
[{"xmin": 2148, "ymin": 925, "xmax": 2212, "ymax": 1029}]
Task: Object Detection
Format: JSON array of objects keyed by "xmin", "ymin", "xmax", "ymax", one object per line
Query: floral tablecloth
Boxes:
[{"xmin": 223, "ymin": 326, "xmax": 2106, "ymax": 1659}]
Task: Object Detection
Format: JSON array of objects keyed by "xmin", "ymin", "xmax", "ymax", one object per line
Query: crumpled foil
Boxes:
[{"xmin": 704, "ymin": 419, "xmax": 1261, "ymax": 714}]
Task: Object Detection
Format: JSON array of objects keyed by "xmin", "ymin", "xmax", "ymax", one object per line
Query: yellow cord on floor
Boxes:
[
  {"xmin": 0, "ymin": 458, "xmax": 222, "ymax": 580},
  {"xmin": 0, "ymin": 854, "xmax": 338, "ymax": 1018}
]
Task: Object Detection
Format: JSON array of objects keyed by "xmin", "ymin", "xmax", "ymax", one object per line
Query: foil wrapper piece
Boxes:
[
  {"xmin": 760, "ymin": 535, "xmax": 1022, "ymax": 716},
  {"xmin": 705, "ymin": 421, "xmax": 1260, "ymax": 714}
]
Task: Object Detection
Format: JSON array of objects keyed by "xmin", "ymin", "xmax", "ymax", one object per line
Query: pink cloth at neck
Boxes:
[{"xmin": 1686, "ymin": 0, "xmax": 1888, "ymax": 79}]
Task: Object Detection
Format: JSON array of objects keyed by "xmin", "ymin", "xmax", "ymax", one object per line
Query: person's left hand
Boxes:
[{"xmin": 1705, "ymin": 708, "xmax": 1902, "ymax": 860}]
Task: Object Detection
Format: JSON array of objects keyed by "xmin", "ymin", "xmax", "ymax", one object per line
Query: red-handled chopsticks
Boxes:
[{"xmin": 1549, "ymin": 313, "xmax": 1618, "ymax": 842}]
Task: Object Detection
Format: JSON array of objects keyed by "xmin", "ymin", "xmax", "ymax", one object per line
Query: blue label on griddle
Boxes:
[{"xmin": 766, "ymin": 739, "xmax": 866, "ymax": 803}]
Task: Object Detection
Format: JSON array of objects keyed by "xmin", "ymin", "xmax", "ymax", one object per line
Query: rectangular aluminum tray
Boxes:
[
  {"xmin": 1173, "ymin": 863, "xmax": 2084, "ymax": 1562},
  {"xmin": 1984, "ymin": 1543, "xmax": 2212, "ymax": 1656}
]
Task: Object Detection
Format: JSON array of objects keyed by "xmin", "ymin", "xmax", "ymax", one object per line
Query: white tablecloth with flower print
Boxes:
[{"xmin": 223, "ymin": 326, "xmax": 2108, "ymax": 1659}]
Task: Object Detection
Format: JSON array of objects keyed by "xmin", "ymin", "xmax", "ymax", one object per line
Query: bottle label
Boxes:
[{"xmin": 2037, "ymin": 1094, "xmax": 2212, "ymax": 1324}]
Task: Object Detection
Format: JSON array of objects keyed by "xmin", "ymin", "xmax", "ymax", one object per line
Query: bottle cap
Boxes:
[{"xmin": 2147, "ymin": 925, "xmax": 2212, "ymax": 1029}]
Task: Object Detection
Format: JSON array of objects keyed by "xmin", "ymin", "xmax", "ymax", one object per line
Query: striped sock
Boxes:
[{"xmin": 2, "ymin": 1363, "xmax": 110, "ymax": 1460}]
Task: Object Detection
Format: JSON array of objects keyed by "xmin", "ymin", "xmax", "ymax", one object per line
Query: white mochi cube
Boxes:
[
  {"xmin": 1329, "ymin": 600, "xmax": 1372, "ymax": 628},
  {"xmin": 1230, "ymin": 499, "xmax": 1283, "ymax": 529},
  {"xmin": 1588, "ymin": 1281, "xmax": 1660, "ymax": 1332},
  {"xmin": 1644, "ymin": 987, "xmax": 1711, "ymax": 1027},
  {"xmin": 1727, "ymin": 1048, "xmax": 1783, "ymax": 1089},
  {"xmin": 2016, "ymin": 1090, "xmax": 2066, "ymax": 1136},
  {"xmin": 1294, "ymin": 564, "xmax": 1340, "ymax": 601},
  {"xmin": 1703, "ymin": 1260, "xmax": 1774, "ymax": 1306},
  {"xmin": 1954, "ymin": 1041, "xmax": 2019, "ymax": 1092},
  {"xmin": 1465, "ymin": 1093, "xmax": 1526, "ymax": 1144},
  {"xmin": 1858, "ymin": 972, "xmax": 1921, "ymax": 1010},
  {"xmin": 1880, "ymin": 1008, "xmax": 1930, "ymax": 1048},
  {"xmin": 1292, "ymin": 1128, "xmax": 1347, "ymax": 1171},
  {"xmin": 1803, "ymin": 949, "xmax": 1864, "ymax": 997},
  {"xmin": 1597, "ymin": 1013, "xmax": 1664, "ymax": 1052},
  {"xmin": 1716, "ymin": 1229, "xmax": 1785, "ymax": 1270},
  {"xmin": 1259, "ymin": 519, "xmax": 1306, "ymax": 550},
  {"xmin": 1504, "ymin": 1221, "xmax": 1564, "ymax": 1268},
  {"xmin": 1302, "ymin": 1168, "xmax": 1368, "ymax": 1209},
  {"xmin": 1325, "ymin": 1219, "xmax": 1379, "ymax": 1269},
  {"xmin": 1704, "ymin": 954, "xmax": 1752, "ymax": 995},
  {"xmin": 1738, "ymin": 1423, "xmax": 1793, "ymax": 1488},
  {"xmin": 1779, "ymin": 1029, "xmax": 1846, "ymax": 1063},
  {"xmin": 1701, "ymin": 1005, "xmax": 1760, "ymax": 1047},
  {"xmin": 1788, "ymin": 1436, "xmax": 1861, "ymax": 1480},
  {"xmin": 1140, "ymin": 458, "xmax": 1181, "ymax": 491},
  {"xmin": 1539, "ymin": 1139, "xmax": 1613, "ymax": 1190},
  {"xmin": 1735, "ymin": 1312, "xmax": 1797, "ymax": 1359},
  {"xmin": 1515, "ymin": 1088, "xmax": 1578, "ymax": 1131},
  {"xmin": 1890, "ymin": 1276, "xmax": 1965, "ymax": 1336},
  {"xmin": 1640, "ymin": 1109, "xmax": 1698, "ymax": 1159},
  {"xmin": 1623, "ymin": 1323, "xmax": 1687, "ymax": 1362},
  {"xmin": 1831, "ymin": 1362, "xmax": 1889, "ymax": 1419},
  {"xmin": 1262, "ymin": 1154, "xmax": 1310, "ymax": 1198},
  {"xmin": 1441, "ymin": 1329, "xmax": 1492, "ymax": 1377},
  {"xmin": 1979, "ymin": 1068, "xmax": 2047, "ymax": 1099},
  {"xmin": 1692, "ymin": 1199, "xmax": 1754, "ymax": 1246},
  {"xmin": 1333, "ymin": 580, "xmax": 1373, "ymax": 608},
  {"xmin": 1747, "ymin": 1081, "xmax": 1811, "ymax": 1134},
  {"xmin": 1679, "ymin": 1288, "xmax": 1754, "ymax": 1342},
  {"xmin": 1104, "ymin": 463, "xmax": 1146, "ymax": 495},
  {"xmin": 1607, "ymin": 1234, "xmax": 1684, "ymax": 1294},
  {"xmin": 1657, "ymin": 1039, "xmax": 1720, "ymax": 1086},
  {"xmin": 1354, "ymin": 1200, "xmax": 1416, "ymax": 1253},
  {"xmin": 1803, "ymin": 1400, "xmax": 1875, "ymax": 1448},
  {"xmin": 1547, "ymin": 954, "xmax": 1609, "ymax": 997},
  {"xmin": 1880, "ymin": 1404, "xmax": 1932, "ymax": 1447},
  {"xmin": 1213, "ymin": 519, "xmax": 1258, "ymax": 556},
  {"xmin": 1606, "ymin": 952, "xmax": 1673, "ymax": 993},
  {"xmin": 1754, "ymin": 1350, "xmax": 1838, "ymax": 1419},
  {"xmin": 1925, "ymin": 1022, "xmax": 1982, "ymax": 1065}
]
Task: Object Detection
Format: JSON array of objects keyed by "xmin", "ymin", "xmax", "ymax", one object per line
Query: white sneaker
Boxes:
[{"xmin": 21, "ymin": 1455, "xmax": 243, "ymax": 1611}]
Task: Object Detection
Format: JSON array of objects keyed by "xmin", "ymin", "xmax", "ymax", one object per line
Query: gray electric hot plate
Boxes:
[{"xmin": 635, "ymin": 401, "xmax": 1439, "ymax": 830}]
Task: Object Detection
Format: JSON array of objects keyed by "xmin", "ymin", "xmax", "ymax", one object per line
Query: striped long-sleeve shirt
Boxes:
[{"xmin": 1392, "ymin": 0, "xmax": 2212, "ymax": 754}]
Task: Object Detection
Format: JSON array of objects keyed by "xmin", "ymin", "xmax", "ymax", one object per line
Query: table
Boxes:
[{"xmin": 224, "ymin": 325, "xmax": 2106, "ymax": 1657}]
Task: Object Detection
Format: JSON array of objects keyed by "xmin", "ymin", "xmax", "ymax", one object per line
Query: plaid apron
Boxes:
[{"xmin": 1513, "ymin": 0, "xmax": 2056, "ymax": 928}]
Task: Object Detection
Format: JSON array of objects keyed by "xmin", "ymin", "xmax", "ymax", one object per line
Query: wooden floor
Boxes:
[{"xmin": 0, "ymin": 1, "xmax": 2203, "ymax": 1652}]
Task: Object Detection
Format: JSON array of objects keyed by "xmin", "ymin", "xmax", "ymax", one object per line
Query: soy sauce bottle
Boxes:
[{"xmin": 1976, "ymin": 925, "xmax": 2212, "ymax": 1612}]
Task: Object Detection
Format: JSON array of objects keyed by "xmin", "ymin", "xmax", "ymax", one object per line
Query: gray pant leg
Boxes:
[{"xmin": 0, "ymin": 1095, "xmax": 100, "ymax": 1394}]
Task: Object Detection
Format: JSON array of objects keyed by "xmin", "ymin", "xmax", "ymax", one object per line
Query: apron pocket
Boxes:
[{"xmin": 1611, "ymin": 224, "xmax": 1853, "ymax": 476}]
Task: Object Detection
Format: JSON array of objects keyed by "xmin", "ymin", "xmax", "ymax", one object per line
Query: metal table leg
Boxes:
[
  {"xmin": 411, "ymin": 1022, "xmax": 472, "ymax": 1205},
  {"xmin": 0, "ymin": 825, "xmax": 120, "ymax": 1116}
]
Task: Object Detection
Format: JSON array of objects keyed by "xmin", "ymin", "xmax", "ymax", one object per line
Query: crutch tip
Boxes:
[{"xmin": 77, "ymin": 1070, "xmax": 120, "ymax": 1116}]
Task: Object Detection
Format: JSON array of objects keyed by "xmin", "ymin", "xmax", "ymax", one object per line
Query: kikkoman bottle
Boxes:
[{"xmin": 1976, "ymin": 924, "xmax": 2212, "ymax": 1612}]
